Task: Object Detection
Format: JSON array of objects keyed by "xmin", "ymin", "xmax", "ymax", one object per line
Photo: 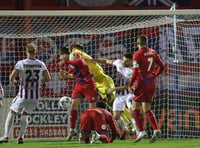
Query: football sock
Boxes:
[
  {"xmin": 116, "ymin": 117, "xmax": 127, "ymax": 131},
  {"xmin": 121, "ymin": 112, "xmax": 129, "ymax": 123},
  {"xmin": 19, "ymin": 115, "xmax": 28, "ymax": 137},
  {"xmin": 131, "ymin": 118, "xmax": 139, "ymax": 134},
  {"xmin": 132, "ymin": 109, "xmax": 144, "ymax": 131},
  {"xmin": 145, "ymin": 110, "xmax": 158, "ymax": 130},
  {"xmin": 123, "ymin": 108, "xmax": 133, "ymax": 120},
  {"xmin": 70, "ymin": 110, "xmax": 78, "ymax": 129},
  {"xmin": 4, "ymin": 112, "xmax": 14, "ymax": 137}
]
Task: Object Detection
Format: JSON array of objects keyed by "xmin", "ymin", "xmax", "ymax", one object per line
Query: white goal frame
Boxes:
[{"xmin": 0, "ymin": 9, "xmax": 200, "ymax": 140}]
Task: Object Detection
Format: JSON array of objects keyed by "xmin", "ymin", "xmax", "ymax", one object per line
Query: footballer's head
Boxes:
[
  {"xmin": 59, "ymin": 46, "xmax": 70, "ymax": 61},
  {"xmin": 26, "ymin": 43, "xmax": 37, "ymax": 56},
  {"xmin": 137, "ymin": 35, "xmax": 148, "ymax": 48},
  {"xmin": 73, "ymin": 44, "xmax": 84, "ymax": 51},
  {"xmin": 96, "ymin": 101, "xmax": 107, "ymax": 109},
  {"xmin": 123, "ymin": 53, "xmax": 133, "ymax": 67}
]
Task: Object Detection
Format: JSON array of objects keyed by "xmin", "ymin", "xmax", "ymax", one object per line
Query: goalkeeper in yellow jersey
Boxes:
[{"xmin": 70, "ymin": 44, "xmax": 116, "ymax": 106}]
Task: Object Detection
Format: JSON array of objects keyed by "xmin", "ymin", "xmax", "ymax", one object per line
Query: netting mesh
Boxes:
[
  {"xmin": 0, "ymin": 11, "xmax": 200, "ymax": 139},
  {"xmin": 1, "ymin": 15, "xmax": 200, "ymax": 38}
]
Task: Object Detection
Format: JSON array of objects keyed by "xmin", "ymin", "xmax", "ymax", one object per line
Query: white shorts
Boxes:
[
  {"xmin": 0, "ymin": 83, "xmax": 4, "ymax": 98},
  {"xmin": 10, "ymin": 96, "xmax": 37, "ymax": 114},
  {"xmin": 113, "ymin": 93, "xmax": 134, "ymax": 111}
]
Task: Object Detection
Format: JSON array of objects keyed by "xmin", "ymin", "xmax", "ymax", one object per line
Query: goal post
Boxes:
[{"xmin": 0, "ymin": 9, "xmax": 200, "ymax": 140}]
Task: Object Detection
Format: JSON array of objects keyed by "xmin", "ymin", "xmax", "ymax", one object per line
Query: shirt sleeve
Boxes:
[
  {"xmin": 155, "ymin": 53, "xmax": 165, "ymax": 77},
  {"xmin": 112, "ymin": 59, "xmax": 120, "ymax": 66},
  {"xmin": 129, "ymin": 53, "xmax": 139, "ymax": 86},
  {"xmin": 65, "ymin": 59, "xmax": 83, "ymax": 67},
  {"xmin": 14, "ymin": 61, "xmax": 22, "ymax": 71}
]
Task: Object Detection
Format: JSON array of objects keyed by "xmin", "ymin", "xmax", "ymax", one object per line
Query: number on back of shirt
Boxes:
[
  {"xmin": 147, "ymin": 57, "xmax": 153, "ymax": 71},
  {"xmin": 25, "ymin": 70, "xmax": 40, "ymax": 82}
]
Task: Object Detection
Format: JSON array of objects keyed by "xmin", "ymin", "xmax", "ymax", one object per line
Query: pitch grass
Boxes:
[{"xmin": 1, "ymin": 139, "xmax": 200, "ymax": 148}]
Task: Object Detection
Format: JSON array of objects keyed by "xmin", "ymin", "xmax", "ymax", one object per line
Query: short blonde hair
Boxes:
[{"xmin": 26, "ymin": 43, "xmax": 36, "ymax": 54}]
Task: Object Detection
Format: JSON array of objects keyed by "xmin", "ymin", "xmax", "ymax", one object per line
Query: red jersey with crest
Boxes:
[
  {"xmin": 129, "ymin": 47, "xmax": 165, "ymax": 102},
  {"xmin": 65, "ymin": 58, "xmax": 97, "ymax": 102},
  {"xmin": 65, "ymin": 58, "xmax": 94, "ymax": 84},
  {"xmin": 80, "ymin": 107, "xmax": 118, "ymax": 136}
]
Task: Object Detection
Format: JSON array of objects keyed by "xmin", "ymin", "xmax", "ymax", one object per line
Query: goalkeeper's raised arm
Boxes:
[{"xmin": 85, "ymin": 58, "xmax": 113, "ymax": 65}]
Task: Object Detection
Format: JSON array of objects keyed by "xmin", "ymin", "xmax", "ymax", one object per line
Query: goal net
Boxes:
[{"xmin": 0, "ymin": 10, "xmax": 200, "ymax": 139}]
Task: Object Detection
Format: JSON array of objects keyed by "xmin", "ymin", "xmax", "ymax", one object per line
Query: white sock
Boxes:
[
  {"xmin": 131, "ymin": 118, "xmax": 139, "ymax": 135},
  {"xmin": 19, "ymin": 115, "xmax": 28, "ymax": 137},
  {"xmin": 4, "ymin": 112, "xmax": 14, "ymax": 137},
  {"xmin": 154, "ymin": 129, "xmax": 161, "ymax": 134},
  {"xmin": 116, "ymin": 117, "xmax": 127, "ymax": 131},
  {"xmin": 96, "ymin": 133, "xmax": 100, "ymax": 140}
]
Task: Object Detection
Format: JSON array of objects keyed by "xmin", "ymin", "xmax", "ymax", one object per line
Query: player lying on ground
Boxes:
[
  {"xmin": 59, "ymin": 46, "xmax": 98, "ymax": 141},
  {"xmin": 0, "ymin": 43, "xmax": 51, "ymax": 144},
  {"xmin": 79, "ymin": 101, "xmax": 118, "ymax": 144},
  {"xmin": 128, "ymin": 35, "xmax": 165, "ymax": 143},
  {"xmin": 86, "ymin": 53, "xmax": 139, "ymax": 139}
]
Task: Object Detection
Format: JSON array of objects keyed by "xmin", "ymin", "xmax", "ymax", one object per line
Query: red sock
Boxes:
[
  {"xmin": 99, "ymin": 135, "xmax": 109, "ymax": 143},
  {"xmin": 145, "ymin": 110, "xmax": 158, "ymax": 130},
  {"xmin": 132, "ymin": 109, "xmax": 144, "ymax": 131},
  {"xmin": 139, "ymin": 113, "xmax": 144, "ymax": 127},
  {"xmin": 70, "ymin": 110, "xmax": 78, "ymax": 129}
]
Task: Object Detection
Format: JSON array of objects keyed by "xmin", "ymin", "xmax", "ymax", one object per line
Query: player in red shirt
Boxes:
[
  {"xmin": 79, "ymin": 101, "xmax": 118, "ymax": 144},
  {"xmin": 128, "ymin": 35, "xmax": 165, "ymax": 143},
  {"xmin": 59, "ymin": 47, "xmax": 98, "ymax": 141}
]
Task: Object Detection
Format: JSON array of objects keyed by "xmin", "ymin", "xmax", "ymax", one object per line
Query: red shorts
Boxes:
[
  {"xmin": 133, "ymin": 83, "xmax": 156, "ymax": 103},
  {"xmin": 80, "ymin": 110, "xmax": 108, "ymax": 132},
  {"xmin": 72, "ymin": 82, "xmax": 98, "ymax": 103}
]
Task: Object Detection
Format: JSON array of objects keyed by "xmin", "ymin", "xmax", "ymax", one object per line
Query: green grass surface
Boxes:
[{"xmin": 1, "ymin": 139, "xmax": 200, "ymax": 148}]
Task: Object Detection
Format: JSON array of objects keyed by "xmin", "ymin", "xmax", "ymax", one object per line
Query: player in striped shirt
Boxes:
[
  {"xmin": 86, "ymin": 53, "xmax": 139, "ymax": 139},
  {"xmin": 0, "ymin": 43, "xmax": 51, "ymax": 144},
  {"xmin": 128, "ymin": 35, "xmax": 165, "ymax": 143}
]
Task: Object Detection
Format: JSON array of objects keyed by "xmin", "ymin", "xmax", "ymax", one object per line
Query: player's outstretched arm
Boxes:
[
  {"xmin": 85, "ymin": 58, "xmax": 113, "ymax": 65},
  {"xmin": 107, "ymin": 85, "xmax": 128, "ymax": 94}
]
